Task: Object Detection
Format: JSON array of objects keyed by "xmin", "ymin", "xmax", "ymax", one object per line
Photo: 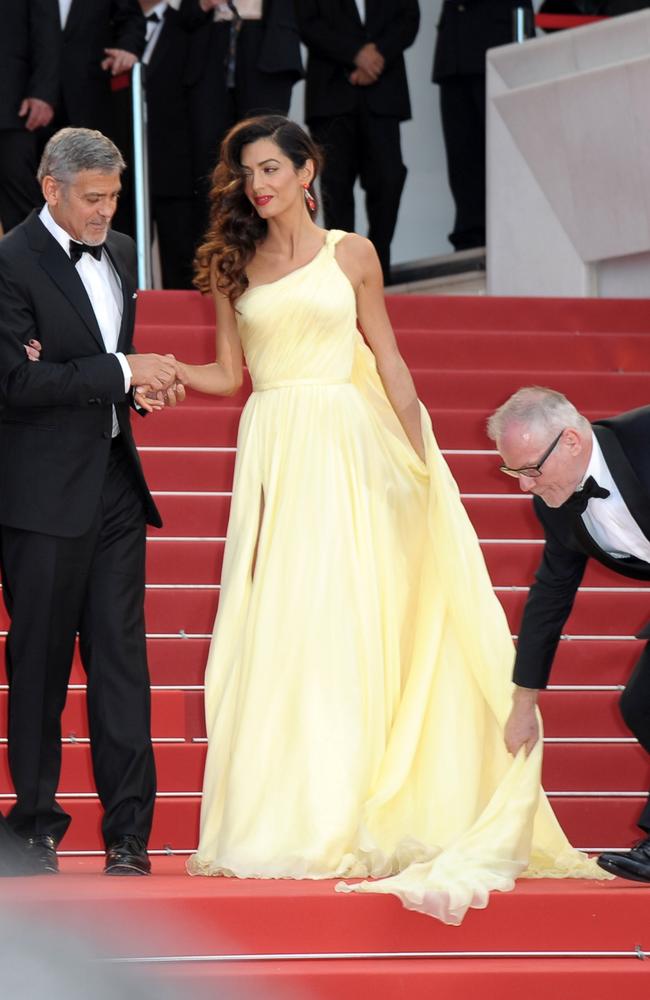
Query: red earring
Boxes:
[{"xmin": 303, "ymin": 183, "xmax": 316, "ymax": 213}]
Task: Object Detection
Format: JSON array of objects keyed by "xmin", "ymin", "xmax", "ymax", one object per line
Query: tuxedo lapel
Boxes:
[
  {"xmin": 593, "ymin": 424, "xmax": 650, "ymax": 542},
  {"xmin": 146, "ymin": 12, "xmax": 168, "ymax": 75},
  {"xmin": 27, "ymin": 215, "xmax": 106, "ymax": 351}
]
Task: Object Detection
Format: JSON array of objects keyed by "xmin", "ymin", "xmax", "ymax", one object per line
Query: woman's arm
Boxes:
[
  {"xmin": 338, "ymin": 234, "xmax": 425, "ymax": 462},
  {"xmin": 175, "ymin": 273, "xmax": 244, "ymax": 396}
]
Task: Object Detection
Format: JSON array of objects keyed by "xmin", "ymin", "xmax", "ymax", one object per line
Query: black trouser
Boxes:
[
  {"xmin": 0, "ymin": 439, "xmax": 156, "ymax": 847},
  {"xmin": 438, "ymin": 74, "xmax": 486, "ymax": 251},
  {"xmin": 153, "ymin": 195, "xmax": 196, "ymax": 290},
  {"xmin": 188, "ymin": 20, "xmax": 294, "ymax": 241},
  {"xmin": 619, "ymin": 641, "xmax": 650, "ymax": 832},
  {"xmin": 0, "ymin": 129, "xmax": 43, "ymax": 233},
  {"xmin": 309, "ymin": 108, "xmax": 406, "ymax": 284}
]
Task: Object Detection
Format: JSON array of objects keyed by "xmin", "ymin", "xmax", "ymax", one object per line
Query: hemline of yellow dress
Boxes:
[{"xmin": 186, "ymin": 230, "xmax": 611, "ymax": 924}]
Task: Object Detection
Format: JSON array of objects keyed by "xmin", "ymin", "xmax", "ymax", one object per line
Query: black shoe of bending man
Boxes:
[
  {"xmin": 597, "ymin": 837, "xmax": 650, "ymax": 883},
  {"xmin": 23, "ymin": 834, "xmax": 59, "ymax": 875},
  {"xmin": 104, "ymin": 835, "xmax": 151, "ymax": 876}
]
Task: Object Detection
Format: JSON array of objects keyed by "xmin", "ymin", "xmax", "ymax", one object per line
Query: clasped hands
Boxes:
[
  {"xmin": 128, "ymin": 353, "xmax": 187, "ymax": 412},
  {"xmin": 350, "ymin": 43, "xmax": 384, "ymax": 86}
]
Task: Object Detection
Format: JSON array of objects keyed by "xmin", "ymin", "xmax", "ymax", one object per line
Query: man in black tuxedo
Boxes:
[
  {"xmin": 433, "ymin": 0, "xmax": 533, "ymax": 251},
  {"xmin": 0, "ymin": 127, "xmax": 182, "ymax": 875},
  {"xmin": 138, "ymin": 0, "xmax": 195, "ymax": 288},
  {"xmin": 0, "ymin": 0, "xmax": 60, "ymax": 232},
  {"xmin": 297, "ymin": 0, "xmax": 420, "ymax": 284},
  {"xmin": 488, "ymin": 386, "xmax": 650, "ymax": 882},
  {"xmin": 179, "ymin": 0, "xmax": 303, "ymax": 242},
  {"xmin": 53, "ymin": 0, "xmax": 146, "ymax": 136}
]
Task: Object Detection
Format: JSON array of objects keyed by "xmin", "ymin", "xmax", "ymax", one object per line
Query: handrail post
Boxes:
[
  {"xmin": 131, "ymin": 61, "xmax": 152, "ymax": 290},
  {"xmin": 512, "ymin": 6, "xmax": 534, "ymax": 42}
]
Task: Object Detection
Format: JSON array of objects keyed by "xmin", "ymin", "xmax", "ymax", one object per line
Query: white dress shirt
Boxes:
[
  {"xmin": 39, "ymin": 205, "xmax": 132, "ymax": 437},
  {"xmin": 354, "ymin": 0, "xmax": 366, "ymax": 22},
  {"xmin": 579, "ymin": 432, "xmax": 650, "ymax": 563},
  {"xmin": 58, "ymin": 0, "xmax": 73, "ymax": 28},
  {"xmin": 143, "ymin": 1, "xmax": 169, "ymax": 64}
]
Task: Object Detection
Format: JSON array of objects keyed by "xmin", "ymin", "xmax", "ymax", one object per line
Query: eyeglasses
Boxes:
[{"xmin": 499, "ymin": 429, "xmax": 565, "ymax": 479}]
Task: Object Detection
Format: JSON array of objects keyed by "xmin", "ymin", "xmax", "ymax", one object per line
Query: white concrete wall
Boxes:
[{"xmin": 487, "ymin": 10, "xmax": 650, "ymax": 297}]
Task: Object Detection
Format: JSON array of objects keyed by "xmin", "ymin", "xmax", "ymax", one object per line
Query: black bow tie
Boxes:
[
  {"xmin": 146, "ymin": 11, "xmax": 160, "ymax": 22},
  {"xmin": 70, "ymin": 240, "xmax": 103, "ymax": 264},
  {"xmin": 563, "ymin": 475, "xmax": 611, "ymax": 515}
]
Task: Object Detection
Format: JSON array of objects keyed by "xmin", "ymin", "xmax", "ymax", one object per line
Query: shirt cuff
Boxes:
[{"xmin": 114, "ymin": 352, "xmax": 132, "ymax": 394}]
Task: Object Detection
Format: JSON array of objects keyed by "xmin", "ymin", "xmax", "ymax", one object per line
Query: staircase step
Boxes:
[{"xmin": 135, "ymin": 324, "xmax": 650, "ymax": 373}]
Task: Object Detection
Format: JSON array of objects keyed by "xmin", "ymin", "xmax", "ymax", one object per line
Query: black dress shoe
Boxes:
[
  {"xmin": 24, "ymin": 834, "xmax": 59, "ymax": 874},
  {"xmin": 597, "ymin": 837, "xmax": 650, "ymax": 883},
  {"xmin": 104, "ymin": 835, "xmax": 151, "ymax": 876}
]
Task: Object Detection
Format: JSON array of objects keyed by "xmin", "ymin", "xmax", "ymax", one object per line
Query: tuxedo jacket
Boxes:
[
  {"xmin": 296, "ymin": 0, "xmax": 420, "ymax": 122},
  {"xmin": 0, "ymin": 211, "xmax": 160, "ymax": 538},
  {"xmin": 59, "ymin": 0, "xmax": 146, "ymax": 131},
  {"xmin": 514, "ymin": 407, "xmax": 650, "ymax": 690},
  {"xmin": 0, "ymin": 0, "xmax": 60, "ymax": 130},
  {"xmin": 179, "ymin": 0, "xmax": 303, "ymax": 87},
  {"xmin": 433, "ymin": 0, "xmax": 533, "ymax": 82},
  {"xmin": 145, "ymin": 8, "xmax": 193, "ymax": 199}
]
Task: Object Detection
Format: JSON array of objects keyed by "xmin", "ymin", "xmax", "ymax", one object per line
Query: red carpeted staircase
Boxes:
[{"xmin": 1, "ymin": 292, "xmax": 649, "ymax": 996}]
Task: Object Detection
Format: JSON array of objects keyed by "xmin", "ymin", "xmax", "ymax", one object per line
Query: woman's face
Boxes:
[{"xmin": 240, "ymin": 138, "xmax": 310, "ymax": 219}]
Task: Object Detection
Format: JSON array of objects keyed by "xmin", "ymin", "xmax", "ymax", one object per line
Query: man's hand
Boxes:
[
  {"xmin": 18, "ymin": 98, "xmax": 54, "ymax": 131},
  {"xmin": 134, "ymin": 382, "xmax": 186, "ymax": 412},
  {"xmin": 24, "ymin": 339, "xmax": 42, "ymax": 361},
  {"xmin": 353, "ymin": 43, "xmax": 384, "ymax": 82},
  {"xmin": 504, "ymin": 687, "xmax": 540, "ymax": 757},
  {"xmin": 101, "ymin": 48, "xmax": 138, "ymax": 75},
  {"xmin": 127, "ymin": 353, "xmax": 178, "ymax": 392},
  {"xmin": 349, "ymin": 67, "xmax": 376, "ymax": 87}
]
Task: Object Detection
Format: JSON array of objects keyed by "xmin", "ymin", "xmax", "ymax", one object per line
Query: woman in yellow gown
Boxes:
[{"xmin": 169, "ymin": 115, "xmax": 605, "ymax": 923}]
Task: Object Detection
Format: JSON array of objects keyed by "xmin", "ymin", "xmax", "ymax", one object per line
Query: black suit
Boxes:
[
  {"xmin": 514, "ymin": 407, "xmax": 650, "ymax": 831},
  {"xmin": 297, "ymin": 0, "xmax": 420, "ymax": 283},
  {"xmin": 179, "ymin": 0, "xmax": 302, "ymax": 241},
  {"xmin": 145, "ymin": 6, "xmax": 194, "ymax": 289},
  {"xmin": 56, "ymin": 0, "xmax": 146, "ymax": 134},
  {"xmin": 0, "ymin": 210, "xmax": 158, "ymax": 847},
  {"xmin": 433, "ymin": 0, "xmax": 533, "ymax": 250},
  {"xmin": 0, "ymin": 0, "xmax": 60, "ymax": 232}
]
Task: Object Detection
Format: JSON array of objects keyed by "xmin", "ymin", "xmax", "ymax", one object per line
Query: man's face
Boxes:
[
  {"xmin": 43, "ymin": 170, "xmax": 121, "ymax": 245},
  {"xmin": 497, "ymin": 422, "xmax": 591, "ymax": 508}
]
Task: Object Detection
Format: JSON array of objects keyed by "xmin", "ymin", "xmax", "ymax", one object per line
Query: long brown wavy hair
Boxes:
[{"xmin": 194, "ymin": 116, "xmax": 323, "ymax": 303}]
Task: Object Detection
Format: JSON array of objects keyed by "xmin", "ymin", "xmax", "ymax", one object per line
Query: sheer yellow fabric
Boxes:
[{"xmin": 187, "ymin": 230, "xmax": 608, "ymax": 922}]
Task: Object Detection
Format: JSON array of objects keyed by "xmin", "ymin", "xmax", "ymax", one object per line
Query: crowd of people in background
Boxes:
[{"xmin": 2, "ymin": 0, "xmax": 650, "ymax": 287}]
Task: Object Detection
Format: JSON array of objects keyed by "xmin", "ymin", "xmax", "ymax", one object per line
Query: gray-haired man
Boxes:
[
  {"xmin": 0, "ymin": 127, "xmax": 180, "ymax": 876},
  {"xmin": 488, "ymin": 387, "xmax": 650, "ymax": 883}
]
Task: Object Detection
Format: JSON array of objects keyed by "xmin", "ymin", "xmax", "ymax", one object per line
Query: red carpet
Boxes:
[{"xmin": 2, "ymin": 291, "xmax": 650, "ymax": 995}]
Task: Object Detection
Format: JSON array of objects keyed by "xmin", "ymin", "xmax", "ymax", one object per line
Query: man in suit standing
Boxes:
[
  {"xmin": 297, "ymin": 0, "xmax": 420, "ymax": 285},
  {"xmin": 0, "ymin": 0, "xmax": 60, "ymax": 232},
  {"xmin": 139, "ymin": 0, "xmax": 195, "ymax": 288},
  {"xmin": 0, "ymin": 127, "xmax": 181, "ymax": 875},
  {"xmin": 179, "ymin": 0, "xmax": 303, "ymax": 241},
  {"xmin": 487, "ymin": 386, "xmax": 650, "ymax": 882},
  {"xmin": 433, "ymin": 0, "xmax": 533, "ymax": 251}
]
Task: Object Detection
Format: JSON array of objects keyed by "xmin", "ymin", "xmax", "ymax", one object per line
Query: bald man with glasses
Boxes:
[{"xmin": 487, "ymin": 387, "xmax": 650, "ymax": 884}]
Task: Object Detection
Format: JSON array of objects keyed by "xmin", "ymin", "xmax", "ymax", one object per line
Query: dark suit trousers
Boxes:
[
  {"xmin": 438, "ymin": 74, "xmax": 486, "ymax": 250},
  {"xmin": 189, "ymin": 20, "xmax": 294, "ymax": 239},
  {"xmin": 153, "ymin": 195, "xmax": 196, "ymax": 289},
  {"xmin": 309, "ymin": 106, "xmax": 407, "ymax": 284},
  {"xmin": 619, "ymin": 642, "xmax": 650, "ymax": 831},
  {"xmin": 0, "ymin": 438, "xmax": 156, "ymax": 847},
  {"xmin": 0, "ymin": 130, "xmax": 43, "ymax": 233}
]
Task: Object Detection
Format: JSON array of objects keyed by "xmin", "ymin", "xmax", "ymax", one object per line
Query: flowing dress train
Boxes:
[{"xmin": 187, "ymin": 230, "xmax": 607, "ymax": 923}]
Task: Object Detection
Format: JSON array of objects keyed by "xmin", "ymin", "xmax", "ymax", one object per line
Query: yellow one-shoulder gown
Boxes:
[{"xmin": 187, "ymin": 231, "xmax": 607, "ymax": 922}]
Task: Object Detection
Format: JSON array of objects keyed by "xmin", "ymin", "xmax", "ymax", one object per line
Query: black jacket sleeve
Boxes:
[
  {"xmin": 27, "ymin": 0, "xmax": 61, "ymax": 105},
  {"xmin": 295, "ymin": 0, "xmax": 367, "ymax": 67},
  {"xmin": 0, "ymin": 258, "xmax": 127, "ymax": 409},
  {"xmin": 110, "ymin": 0, "xmax": 146, "ymax": 56},
  {"xmin": 373, "ymin": 0, "xmax": 420, "ymax": 66},
  {"xmin": 513, "ymin": 511, "xmax": 587, "ymax": 690}
]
